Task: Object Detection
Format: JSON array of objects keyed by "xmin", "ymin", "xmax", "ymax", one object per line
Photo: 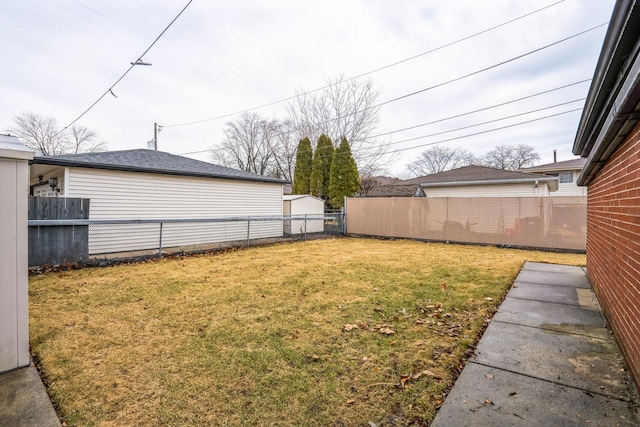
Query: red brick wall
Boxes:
[{"xmin": 587, "ymin": 121, "xmax": 640, "ymax": 390}]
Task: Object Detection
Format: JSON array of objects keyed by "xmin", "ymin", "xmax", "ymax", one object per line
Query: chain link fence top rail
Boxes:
[{"xmin": 28, "ymin": 214, "xmax": 344, "ymax": 267}]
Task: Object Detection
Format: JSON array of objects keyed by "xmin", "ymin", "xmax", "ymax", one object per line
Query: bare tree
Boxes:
[
  {"xmin": 285, "ymin": 75, "xmax": 393, "ymax": 175},
  {"xmin": 211, "ymin": 112, "xmax": 281, "ymax": 177},
  {"xmin": 8, "ymin": 112, "xmax": 107, "ymax": 156},
  {"xmin": 481, "ymin": 144, "xmax": 540, "ymax": 170},
  {"xmin": 69, "ymin": 125, "xmax": 108, "ymax": 154},
  {"xmin": 406, "ymin": 146, "xmax": 475, "ymax": 176},
  {"xmin": 266, "ymin": 120, "xmax": 298, "ymax": 182}
]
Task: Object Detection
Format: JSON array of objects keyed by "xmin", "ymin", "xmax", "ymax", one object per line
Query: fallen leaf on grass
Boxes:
[
  {"xmin": 343, "ymin": 324, "xmax": 358, "ymax": 332},
  {"xmin": 484, "ymin": 297, "xmax": 494, "ymax": 301},
  {"xmin": 379, "ymin": 327, "xmax": 396, "ymax": 335},
  {"xmin": 346, "ymin": 399, "xmax": 355, "ymax": 404}
]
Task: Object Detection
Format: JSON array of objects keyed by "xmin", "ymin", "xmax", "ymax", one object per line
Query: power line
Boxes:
[
  {"xmin": 377, "ymin": 23, "xmax": 607, "ymax": 107},
  {"xmin": 367, "ymin": 108, "xmax": 583, "ymax": 158},
  {"xmin": 179, "ymin": 79, "xmax": 591, "ymax": 157},
  {"xmin": 367, "ymin": 80, "xmax": 591, "ymax": 140},
  {"xmin": 164, "ymin": 0, "xmax": 567, "ymax": 128},
  {"xmin": 57, "ymin": 0, "xmax": 194, "ymax": 135},
  {"xmin": 368, "ymin": 98, "xmax": 585, "ymax": 147},
  {"xmin": 180, "ymin": 20, "xmax": 605, "ymax": 159}
]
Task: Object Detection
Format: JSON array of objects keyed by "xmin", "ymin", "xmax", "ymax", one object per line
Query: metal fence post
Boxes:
[
  {"xmin": 247, "ymin": 220, "xmax": 250, "ymax": 247},
  {"xmin": 304, "ymin": 214, "xmax": 307, "ymax": 240},
  {"xmin": 158, "ymin": 222, "xmax": 163, "ymax": 258}
]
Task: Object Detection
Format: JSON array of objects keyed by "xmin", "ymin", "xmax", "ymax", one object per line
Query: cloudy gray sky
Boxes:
[{"xmin": 1, "ymin": 0, "xmax": 615, "ymax": 176}]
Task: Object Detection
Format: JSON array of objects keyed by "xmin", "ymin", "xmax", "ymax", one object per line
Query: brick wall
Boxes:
[{"xmin": 587, "ymin": 121, "xmax": 640, "ymax": 390}]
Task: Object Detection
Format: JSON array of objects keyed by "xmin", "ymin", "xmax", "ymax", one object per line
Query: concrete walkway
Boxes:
[
  {"xmin": 432, "ymin": 261, "xmax": 640, "ymax": 426},
  {"xmin": 0, "ymin": 363, "xmax": 60, "ymax": 427}
]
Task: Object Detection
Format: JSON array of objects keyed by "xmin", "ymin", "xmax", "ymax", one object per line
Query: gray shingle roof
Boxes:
[
  {"xmin": 365, "ymin": 184, "xmax": 424, "ymax": 197},
  {"xmin": 31, "ymin": 149, "xmax": 288, "ymax": 184},
  {"xmin": 365, "ymin": 165, "xmax": 558, "ymax": 197}
]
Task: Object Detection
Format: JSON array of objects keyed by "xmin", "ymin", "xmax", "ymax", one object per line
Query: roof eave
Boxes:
[
  {"xmin": 573, "ymin": 0, "xmax": 639, "ymax": 157},
  {"xmin": 420, "ymin": 177, "xmax": 559, "ymax": 188},
  {"xmin": 30, "ymin": 158, "xmax": 288, "ymax": 185}
]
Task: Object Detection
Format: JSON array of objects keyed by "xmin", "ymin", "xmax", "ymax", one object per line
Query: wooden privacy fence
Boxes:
[
  {"xmin": 28, "ymin": 197, "xmax": 90, "ymax": 266},
  {"xmin": 345, "ymin": 196, "xmax": 587, "ymax": 251}
]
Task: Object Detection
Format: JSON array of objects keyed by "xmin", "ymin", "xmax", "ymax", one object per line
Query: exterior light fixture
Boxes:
[{"xmin": 48, "ymin": 177, "xmax": 59, "ymax": 192}]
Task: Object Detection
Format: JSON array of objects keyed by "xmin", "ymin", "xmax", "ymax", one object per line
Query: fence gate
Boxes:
[{"xmin": 28, "ymin": 197, "xmax": 90, "ymax": 266}]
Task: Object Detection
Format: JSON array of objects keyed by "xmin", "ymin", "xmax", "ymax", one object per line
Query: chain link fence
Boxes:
[{"xmin": 28, "ymin": 214, "xmax": 345, "ymax": 267}]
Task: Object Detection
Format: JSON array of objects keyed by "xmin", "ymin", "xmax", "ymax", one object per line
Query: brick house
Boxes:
[{"xmin": 572, "ymin": 0, "xmax": 640, "ymax": 389}]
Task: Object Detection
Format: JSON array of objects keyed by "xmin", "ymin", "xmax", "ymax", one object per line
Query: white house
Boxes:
[
  {"xmin": 283, "ymin": 194, "xmax": 325, "ymax": 235},
  {"xmin": 29, "ymin": 149, "xmax": 287, "ymax": 254},
  {"xmin": 416, "ymin": 165, "xmax": 559, "ymax": 197},
  {"xmin": 519, "ymin": 158, "xmax": 587, "ymax": 196}
]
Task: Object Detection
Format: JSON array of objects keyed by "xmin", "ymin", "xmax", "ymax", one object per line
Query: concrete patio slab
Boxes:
[
  {"xmin": 431, "ymin": 363, "xmax": 639, "ymax": 427},
  {"xmin": 493, "ymin": 298, "xmax": 607, "ymax": 339},
  {"xmin": 474, "ymin": 321, "xmax": 632, "ymax": 399},
  {"xmin": 522, "ymin": 262, "xmax": 585, "ymax": 275},
  {"xmin": 0, "ymin": 365, "xmax": 60, "ymax": 427},
  {"xmin": 431, "ymin": 262, "xmax": 639, "ymax": 427},
  {"xmin": 505, "ymin": 282, "xmax": 597, "ymax": 307},
  {"xmin": 514, "ymin": 269, "xmax": 591, "ymax": 288}
]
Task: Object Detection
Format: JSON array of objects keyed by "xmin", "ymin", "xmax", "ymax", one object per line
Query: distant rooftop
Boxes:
[
  {"xmin": 519, "ymin": 158, "xmax": 587, "ymax": 173},
  {"xmin": 365, "ymin": 165, "xmax": 558, "ymax": 196},
  {"xmin": 31, "ymin": 149, "xmax": 287, "ymax": 184}
]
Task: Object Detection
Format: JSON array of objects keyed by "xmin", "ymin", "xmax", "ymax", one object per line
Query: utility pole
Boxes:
[{"xmin": 153, "ymin": 122, "xmax": 163, "ymax": 151}]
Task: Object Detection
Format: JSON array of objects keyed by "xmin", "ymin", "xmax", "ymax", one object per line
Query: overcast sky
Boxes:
[{"xmin": 1, "ymin": 0, "xmax": 615, "ymax": 176}]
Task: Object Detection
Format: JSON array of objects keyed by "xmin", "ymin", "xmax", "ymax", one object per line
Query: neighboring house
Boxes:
[
  {"xmin": 368, "ymin": 166, "xmax": 558, "ymax": 198},
  {"xmin": 29, "ymin": 149, "xmax": 287, "ymax": 254},
  {"xmin": 519, "ymin": 158, "xmax": 587, "ymax": 196},
  {"xmin": 283, "ymin": 194, "xmax": 325, "ymax": 235},
  {"xmin": 572, "ymin": 0, "xmax": 640, "ymax": 390},
  {"xmin": 365, "ymin": 184, "xmax": 425, "ymax": 197}
]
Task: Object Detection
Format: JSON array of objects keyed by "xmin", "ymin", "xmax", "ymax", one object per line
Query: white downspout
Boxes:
[{"xmin": 534, "ymin": 180, "xmax": 539, "ymax": 196}]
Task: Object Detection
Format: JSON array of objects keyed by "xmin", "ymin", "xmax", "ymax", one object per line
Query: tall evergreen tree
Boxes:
[
  {"xmin": 329, "ymin": 137, "xmax": 360, "ymax": 209},
  {"xmin": 292, "ymin": 138, "xmax": 313, "ymax": 194},
  {"xmin": 309, "ymin": 134, "xmax": 334, "ymax": 200},
  {"xmin": 317, "ymin": 134, "xmax": 334, "ymax": 198},
  {"xmin": 309, "ymin": 145, "xmax": 324, "ymax": 198}
]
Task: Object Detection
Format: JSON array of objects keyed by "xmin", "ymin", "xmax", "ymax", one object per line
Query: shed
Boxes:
[
  {"xmin": 30, "ymin": 149, "xmax": 287, "ymax": 254},
  {"xmin": 572, "ymin": 0, "xmax": 640, "ymax": 390},
  {"xmin": 283, "ymin": 194, "xmax": 325, "ymax": 235}
]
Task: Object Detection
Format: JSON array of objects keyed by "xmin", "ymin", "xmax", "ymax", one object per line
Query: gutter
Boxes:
[
  {"xmin": 30, "ymin": 158, "xmax": 289, "ymax": 185},
  {"xmin": 420, "ymin": 177, "xmax": 559, "ymax": 192},
  {"xmin": 578, "ymin": 38, "xmax": 640, "ymax": 186},
  {"xmin": 573, "ymin": 0, "xmax": 638, "ymax": 157}
]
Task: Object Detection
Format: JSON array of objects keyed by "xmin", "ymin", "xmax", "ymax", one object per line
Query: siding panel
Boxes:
[{"xmin": 67, "ymin": 168, "xmax": 283, "ymax": 254}]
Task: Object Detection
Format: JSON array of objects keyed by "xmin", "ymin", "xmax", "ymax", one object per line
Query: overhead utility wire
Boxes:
[
  {"xmin": 164, "ymin": 0, "xmax": 566, "ymax": 128},
  {"xmin": 377, "ymin": 23, "xmax": 607, "ymax": 107},
  {"xmin": 365, "ymin": 109, "xmax": 583, "ymax": 158},
  {"xmin": 367, "ymin": 79, "xmax": 591, "ymax": 140},
  {"xmin": 180, "ymin": 22, "xmax": 606, "ymax": 157},
  {"xmin": 57, "ymin": 0, "xmax": 193, "ymax": 135},
  {"xmin": 179, "ymin": 81, "xmax": 589, "ymax": 157},
  {"xmin": 362, "ymin": 98, "xmax": 585, "ymax": 148}
]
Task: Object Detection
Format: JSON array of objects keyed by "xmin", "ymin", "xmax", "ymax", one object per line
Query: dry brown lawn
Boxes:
[{"xmin": 29, "ymin": 237, "xmax": 585, "ymax": 426}]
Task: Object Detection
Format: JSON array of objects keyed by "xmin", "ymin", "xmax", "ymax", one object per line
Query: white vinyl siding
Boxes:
[
  {"xmin": 66, "ymin": 168, "xmax": 283, "ymax": 254},
  {"xmin": 423, "ymin": 182, "xmax": 551, "ymax": 198},
  {"xmin": 283, "ymin": 195, "xmax": 325, "ymax": 234}
]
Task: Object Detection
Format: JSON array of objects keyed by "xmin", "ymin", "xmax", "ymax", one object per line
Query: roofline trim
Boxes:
[
  {"xmin": 420, "ymin": 177, "xmax": 559, "ymax": 188},
  {"xmin": 30, "ymin": 158, "xmax": 289, "ymax": 185},
  {"xmin": 578, "ymin": 46, "xmax": 640, "ymax": 185}
]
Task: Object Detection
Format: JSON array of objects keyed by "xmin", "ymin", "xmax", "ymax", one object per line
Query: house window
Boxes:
[{"xmin": 559, "ymin": 172, "xmax": 573, "ymax": 183}]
